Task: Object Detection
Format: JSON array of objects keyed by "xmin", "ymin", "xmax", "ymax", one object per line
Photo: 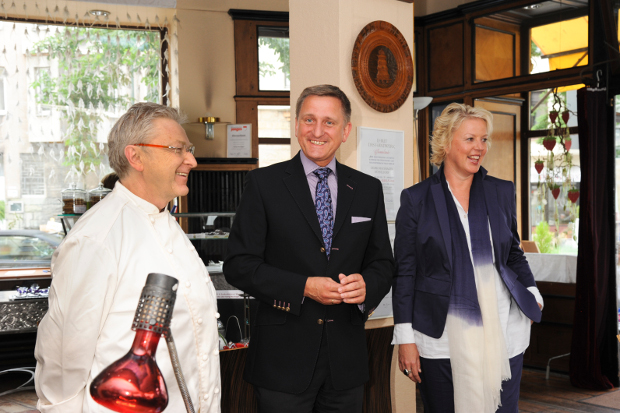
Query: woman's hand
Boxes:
[{"xmin": 398, "ymin": 343, "xmax": 422, "ymax": 383}]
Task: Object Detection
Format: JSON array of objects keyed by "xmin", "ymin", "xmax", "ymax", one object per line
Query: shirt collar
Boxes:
[
  {"xmin": 300, "ymin": 150, "xmax": 337, "ymax": 178},
  {"xmin": 114, "ymin": 181, "xmax": 167, "ymax": 215}
]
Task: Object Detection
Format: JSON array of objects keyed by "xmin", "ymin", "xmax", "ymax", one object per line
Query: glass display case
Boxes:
[{"xmin": 172, "ymin": 212, "xmax": 254, "ymax": 343}]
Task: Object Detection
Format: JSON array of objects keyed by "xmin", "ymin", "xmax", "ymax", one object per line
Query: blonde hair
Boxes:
[{"xmin": 430, "ymin": 103, "xmax": 493, "ymax": 166}]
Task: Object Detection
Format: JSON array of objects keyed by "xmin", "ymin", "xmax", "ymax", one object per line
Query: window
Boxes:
[
  {"xmin": 34, "ymin": 67, "xmax": 51, "ymax": 116},
  {"xmin": 258, "ymin": 27, "xmax": 290, "ymax": 91},
  {"xmin": 530, "ymin": 15, "xmax": 589, "ymax": 75},
  {"xmin": 0, "ymin": 67, "xmax": 6, "ymax": 115},
  {"xmin": 21, "ymin": 154, "xmax": 45, "ymax": 196},
  {"xmin": 528, "ymin": 87, "xmax": 580, "ymax": 254},
  {"xmin": 230, "ymin": 10, "xmax": 290, "ymax": 163},
  {"xmin": 0, "ymin": 19, "xmax": 163, "ymax": 232},
  {"xmin": 258, "ymin": 104, "xmax": 291, "ymax": 168}
]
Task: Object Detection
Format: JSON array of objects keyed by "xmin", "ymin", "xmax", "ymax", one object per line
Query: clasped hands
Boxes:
[{"xmin": 303, "ymin": 273, "xmax": 365, "ymax": 305}]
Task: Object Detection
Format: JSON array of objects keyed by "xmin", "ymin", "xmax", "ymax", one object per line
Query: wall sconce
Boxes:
[
  {"xmin": 411, "ymin": 97, "xmax": 433, "ymax": 183},
  {"xmin": 198, "ymin": 117, "xmax": 220, "ymax": 140},
  {"xmin": 412, "ymin": 97, "xmax": 433, "ymax": 121}
]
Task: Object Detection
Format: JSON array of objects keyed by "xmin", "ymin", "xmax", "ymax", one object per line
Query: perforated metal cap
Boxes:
[{"xmin": 131, "ymin": 273, "xmax": 179, "ymax": 337}]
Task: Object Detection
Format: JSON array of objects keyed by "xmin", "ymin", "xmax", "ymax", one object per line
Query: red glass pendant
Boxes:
[{"xmin": 90, "ymin": 329, "xmax": 168, "ymax": 413}]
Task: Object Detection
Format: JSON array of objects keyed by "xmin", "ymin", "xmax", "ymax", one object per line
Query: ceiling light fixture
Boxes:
[
  {"xmin": 523, "ymin": 4, "xmax": 541, "ymax": 10},
  {"xmin": 88, "ymin": 10, "xmax": 111, "ymax": 17}
]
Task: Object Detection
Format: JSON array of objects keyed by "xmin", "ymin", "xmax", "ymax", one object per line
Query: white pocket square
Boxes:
[{"xmin": 352, "ymin": 216, "xmax": 372, "ymax": 223}]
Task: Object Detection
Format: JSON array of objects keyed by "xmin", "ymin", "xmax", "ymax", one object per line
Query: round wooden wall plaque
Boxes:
[{"xmin": 351, "ymin": 21, "xmax": 413, "ymax": 113}]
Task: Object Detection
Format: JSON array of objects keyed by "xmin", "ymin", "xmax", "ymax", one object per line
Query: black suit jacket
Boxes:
[
  {"xmin": 392, "ymin": 167, "xmax": 541, "ymax": 339},
  {"xmin": 224, "ymin": 152, "xmax": 394, "ymax": 393}
]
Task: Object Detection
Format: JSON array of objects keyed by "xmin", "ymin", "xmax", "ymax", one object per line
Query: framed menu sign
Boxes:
[
  {"xmin": 357, "ymin": 126, "xmax": 404, "ymax": 222},
  {"xmin": 227, "ymin": 124, "xmax": 252, "ymax": 158}
]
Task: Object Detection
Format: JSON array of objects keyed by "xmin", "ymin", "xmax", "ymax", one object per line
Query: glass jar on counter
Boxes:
[
  {"xmin": 88, "ymin": 183, "xmax": 112, "ymax": 209},
  {"xmin": 62, "ymin": 183, "xmax": 87, "ymax": 214}
]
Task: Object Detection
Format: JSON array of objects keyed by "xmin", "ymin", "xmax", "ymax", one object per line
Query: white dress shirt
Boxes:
[
  {"xmin": 35, "ymin": 182, "xmax": 221, "ymax": 412},
  {"xmin": 392, "ymin": 183, "xmax": 544, "ymax": 359}
]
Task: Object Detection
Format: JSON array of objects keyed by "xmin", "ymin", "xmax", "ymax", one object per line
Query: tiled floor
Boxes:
[{"xmin": 0, "ymin": 390, "xmax": 38, "ymax": 413}]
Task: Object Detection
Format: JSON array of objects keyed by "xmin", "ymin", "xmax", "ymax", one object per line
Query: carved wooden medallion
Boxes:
[{"xmin": 351, "ymin": 21, "xmax": 414, "ymax": 113}]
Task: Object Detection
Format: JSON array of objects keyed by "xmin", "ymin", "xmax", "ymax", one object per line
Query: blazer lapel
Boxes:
[
  {"xmin": 482, "ymin": 174, "xmax": 504, "ymax": 277},
  {"xmin": 332, "ymin": 162, "xmax": 355, "ymax": 239},
  {"xmin": 283, "ymin": 153, "xmax": 324, "ymax": 244},
  {"xmin": 430, "ymin": 171, "xmax": 453, "ymax": 269}
]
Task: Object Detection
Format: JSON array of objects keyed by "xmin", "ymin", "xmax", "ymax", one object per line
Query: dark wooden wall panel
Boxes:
[
  {"xmin": 475, "ymin": 26, "xmax": 516, "ymax": 82},
  {"xmin": 473, "ymin": 17, "xmax": 521, "ymax": 83},
  {"xmin": 475, "ymin": 98, "xmax": 522, "ymax": 229},
  {"xmin": 234, "ymin": 20, "xmax": 259, "ymax": 96},
  {"xmin": 523, "ymin": 281, "xmax": 576, "ymax": 373},
  {"xmin": 427, "ymin": 22, "xmax": 464, "ymax": 91}
]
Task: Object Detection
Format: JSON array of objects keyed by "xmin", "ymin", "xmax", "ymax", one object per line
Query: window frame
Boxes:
[{"xmin": 229, "ymin": 9, "xmax": 290, "ymax": 159}]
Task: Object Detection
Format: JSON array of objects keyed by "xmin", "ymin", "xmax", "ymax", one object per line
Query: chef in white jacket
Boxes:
[{"xmin": 35, "ymin": 102, "xmax": 221, "ymax": 412}]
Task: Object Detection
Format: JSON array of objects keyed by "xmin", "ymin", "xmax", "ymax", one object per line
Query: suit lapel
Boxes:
[
  {"xmin": 482, "ymin": 176, "xmax": 503, "ymax": 271},
  {"xmin": 283, "ymin": 153, "xmax": 324, "ymax": 244},
  {"xmin": 332, "ymin": 162, "xmax": 355, "ymax": 239},
  {"xmin": 430, "ymin": 171, "xmax": 453, "ymax": 269}
]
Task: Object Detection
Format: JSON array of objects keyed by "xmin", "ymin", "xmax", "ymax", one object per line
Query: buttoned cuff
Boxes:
[
  {"xmin": 391, "ymin": 323, "xmax": 416, "ymax": 345},
  {"xmin": 528, "ymin": 286, "xmax": 544, "ymax": 310}
]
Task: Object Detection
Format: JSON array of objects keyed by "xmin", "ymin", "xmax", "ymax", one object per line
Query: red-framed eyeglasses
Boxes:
[{"xmin": 132, "ymin": 143, "xmax": 195, "ymax": 156}]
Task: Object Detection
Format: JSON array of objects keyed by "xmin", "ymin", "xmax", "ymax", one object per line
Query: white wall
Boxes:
[{"xmin": 290, "ymin": 0, "xmax": 417, "ymax": 186}]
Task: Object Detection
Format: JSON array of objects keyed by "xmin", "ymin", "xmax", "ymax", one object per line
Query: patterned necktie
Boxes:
[{"xmin": 314, "ymin": 168, "xmax": 334, "ymax": 258}]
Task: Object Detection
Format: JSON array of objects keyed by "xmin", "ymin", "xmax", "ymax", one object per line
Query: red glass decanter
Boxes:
[
  {"xmin": 89, "ymin": 329, "xmax": 168, "ymax": 412},
  {"xmin": 90, "ymin": 273, "xmax": 179, "ymax": 413}
]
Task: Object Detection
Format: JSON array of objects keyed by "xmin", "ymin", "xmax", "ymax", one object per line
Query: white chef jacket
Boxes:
[
  {"xmin": 35, "ymin": 182, "xmax": 221, "ymax": 412},
  {"xmin": 392, "ymin": 183, "xmax": 544, "ymax": 359}
]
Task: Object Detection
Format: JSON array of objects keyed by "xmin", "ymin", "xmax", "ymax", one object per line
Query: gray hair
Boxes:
[
  {"xmin": 295, "ymin": 84, "xmax": 352, "ymax": 124},
  {"xmin": 430, "ymin": 103, "xmax": 493, "ymax": 166},
  {"xmin": 108, "ymin": 102, "xmax": 186, "ymax": 178}
]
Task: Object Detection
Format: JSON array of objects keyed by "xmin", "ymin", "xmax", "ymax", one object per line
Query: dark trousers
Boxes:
[
  {"xmin": 418, "ymin": 353, "xmax": 524, "ymax": 413},
  {"xmin": 254, "ymin": 331, "xmax": 364, "ymax": 413}
]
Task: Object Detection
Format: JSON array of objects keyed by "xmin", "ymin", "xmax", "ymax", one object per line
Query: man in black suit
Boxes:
[{"xmin": 224, "ymin": 84, "xmax": 394, "ymax": 412}]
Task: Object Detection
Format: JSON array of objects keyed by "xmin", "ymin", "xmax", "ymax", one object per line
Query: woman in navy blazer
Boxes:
[{"xmin": 392, "ymin": 103, "xmax": 543, "ymax": 413}]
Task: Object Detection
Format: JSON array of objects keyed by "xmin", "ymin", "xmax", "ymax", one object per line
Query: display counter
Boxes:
[
  {"xmin": 523, "ymin": 253, "xmax": 577, "ymax": 373},
  {"xmin": 219, "ymin": 317, "xmax": 415, "ymax": 413},
  {"xmin": 0, "ymin": 270, "xmax": 408, "ymax": 411}
]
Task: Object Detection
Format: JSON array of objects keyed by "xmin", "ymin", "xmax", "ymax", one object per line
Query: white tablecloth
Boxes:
[{"xmin": 524, "ymin": 253, "xmax": 577, "ymax": 283}]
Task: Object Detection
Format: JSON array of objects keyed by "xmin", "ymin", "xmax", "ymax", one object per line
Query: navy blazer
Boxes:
[
  {"xmin": 224, "ymin": 152, "xmax": 394, "ymax": 393},
  {"xmin": 392, "ymin": 167, "xmax": 541, "ymax": 339}
]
